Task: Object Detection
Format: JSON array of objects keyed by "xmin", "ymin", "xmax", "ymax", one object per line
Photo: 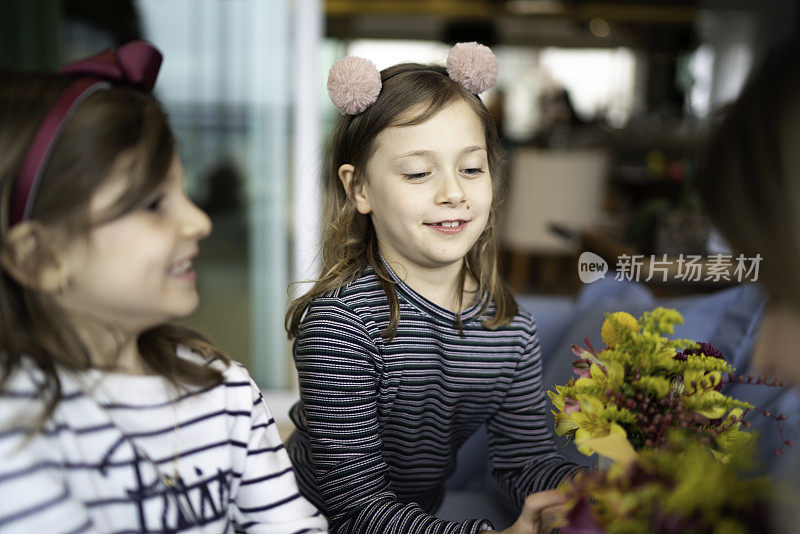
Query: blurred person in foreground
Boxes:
[{"xmin": 696, "ymin": 36, "xmax": 800, "ymax": 531}]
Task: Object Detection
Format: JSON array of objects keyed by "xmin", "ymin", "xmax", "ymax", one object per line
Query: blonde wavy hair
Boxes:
[{"xmin": 286, "ymin": 63, "xmax": 517, "ymax": 340}]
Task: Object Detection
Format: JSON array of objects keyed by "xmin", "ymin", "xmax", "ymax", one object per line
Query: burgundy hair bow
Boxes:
[
  {"xmin": 9, "ymin": 40, "xmax": 163, "ymax": 226},
  {"xmin": 59, "ymin": 40, "xmax": 162, "ymax": 92}
]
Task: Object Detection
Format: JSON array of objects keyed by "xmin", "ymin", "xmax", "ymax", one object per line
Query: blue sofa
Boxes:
[{"xmin": 436, "ymin": 278, "xmax": 800, "ymax": 528}]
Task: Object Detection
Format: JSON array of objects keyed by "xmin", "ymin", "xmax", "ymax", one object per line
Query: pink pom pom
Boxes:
[
  {"xmin": 446, "ymin": 42, "xmax": 497, "ymax": 94},
  {"xmin": 327, "ymin": 56, "xmax": 382, "ymax": 115}
]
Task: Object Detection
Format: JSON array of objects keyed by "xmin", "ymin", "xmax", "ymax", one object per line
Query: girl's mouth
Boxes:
[
  {"xmin": 424, "ymin": 220, "xmax": 468, "ymax": 233},
  {"xmin": 167, "ymin": 258, "xmax": 197, "ymax": 280}
]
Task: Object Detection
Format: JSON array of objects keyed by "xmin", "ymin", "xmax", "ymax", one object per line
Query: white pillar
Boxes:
[
  {"xmin": 291, "ymin": 0, "xmax": 324, "ymax": 300},
  {"xmin": 248, "ymin": 0, "xmax": 290, "ymax": 388}
]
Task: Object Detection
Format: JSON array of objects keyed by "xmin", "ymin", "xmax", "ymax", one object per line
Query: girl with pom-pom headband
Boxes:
[{"xmin": 285, "ymin": 42, "xmax": 583, "ymax": 534}]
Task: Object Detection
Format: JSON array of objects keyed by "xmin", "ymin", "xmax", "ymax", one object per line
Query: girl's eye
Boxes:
[
  {"xmin": 403, "ymin": 172, "xmax": 430, "ymax": 180},
  {"xmin": 144, "ymin": 194, "xmax": 165, "ymax": 212},
  {"xmin": 462, "ymin": 168, "xmax": 485, "ymax": 177}
]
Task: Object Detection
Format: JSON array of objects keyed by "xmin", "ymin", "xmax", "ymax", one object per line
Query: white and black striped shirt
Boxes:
[
  {"xmin": 287, "ymin": 265, "xmax": 580, "ymax": 533},
  {"xmin": 0, "ymin": 348, "xmax": 327, "ymax": 534}
]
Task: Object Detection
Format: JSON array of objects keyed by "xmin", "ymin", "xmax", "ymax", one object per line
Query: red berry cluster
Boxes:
[{"xmin": 602, "ymin": 369, "xmax": 739, "ymax": 450}]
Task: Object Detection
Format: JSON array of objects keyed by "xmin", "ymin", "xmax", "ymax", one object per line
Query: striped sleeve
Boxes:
[
  {"xmin": 0, "ymin": 408, "xmax": 97, "ymax": 534},
  {"xmin": 229, "ymin": 378, "xmax": 328, "ymax": 533},
  {"xmin": 295, "ymin": 298, "xmax": 492, "ymax": 534},
  {"xmin": 486, "ymin": 322, "xmax": 581, "ymax": 509}
]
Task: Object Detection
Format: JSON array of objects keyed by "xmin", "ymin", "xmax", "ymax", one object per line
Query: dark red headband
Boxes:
[{"xmin": 9, "ymin": 40, "xmax": 163, "ymax": 226}]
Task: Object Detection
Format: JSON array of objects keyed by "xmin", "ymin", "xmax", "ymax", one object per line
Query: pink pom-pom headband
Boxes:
[{"xmin": 327, "ymin": 41, "xmax": 497, "ymax": 115}]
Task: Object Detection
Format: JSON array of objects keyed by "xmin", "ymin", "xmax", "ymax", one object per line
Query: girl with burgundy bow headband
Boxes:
[
  {"xmin": 284, "ymin": 43, "xmax": 583, "ymax": 534},
  {"xmin": 0, "ymin": 42, "xmax": 326, "ymax": 533}
]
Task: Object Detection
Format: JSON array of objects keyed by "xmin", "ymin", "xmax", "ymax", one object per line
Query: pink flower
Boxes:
[
  {"xmin": 572, "ymin": 360, "xmax": 592, "ymax": 379},
  {"xmin": 565, "ymin": 398, "xmax": 582, "ymax": 413},
  {"xmin": 571, "ymin": 343, "xmax": 603, "ymax": 378},
  {"xmin": 572, "ymin": 344, "xmax": 594, "ymax": 359}
]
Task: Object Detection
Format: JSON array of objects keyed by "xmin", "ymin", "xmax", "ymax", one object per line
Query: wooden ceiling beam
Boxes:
[
  {"xmin": 326, "ymin": 0, "xmax": 698, "ymax": 25},
  {"xmin": 326, "ymin": 0, "xmax": 495, "ymax": 18}
]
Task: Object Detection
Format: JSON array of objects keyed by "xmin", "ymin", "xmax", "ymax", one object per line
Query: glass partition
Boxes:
[{"xmin": 137, "ymin": 0, "xmax": 293, "ymax": 387}]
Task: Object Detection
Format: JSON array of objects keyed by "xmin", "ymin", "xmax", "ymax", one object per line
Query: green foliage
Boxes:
[{"xmin": 639, "ymin": 307, "xmax": 684, "ymax": 336}]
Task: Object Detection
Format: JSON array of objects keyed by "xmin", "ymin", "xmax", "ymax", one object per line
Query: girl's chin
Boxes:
[
  {"xmin": 430, "ymin": 249, "xmax": 477, "ymax": 265},
  {"xmin": 160, "ymin": 297, "xmax": 201, "ymax": 324},
  {"xmin": 176, "ymin": 301, "xmax": 201, "ymax": 318}
]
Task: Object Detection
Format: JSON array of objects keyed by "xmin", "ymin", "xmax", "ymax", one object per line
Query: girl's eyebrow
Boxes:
[
  {"xmin": 393, "ymin": 150, "xmax": 434, "ymax": 161},
  {"xmin": 393, "ymin": 146, "xmax": 487, "ymax": 161}
]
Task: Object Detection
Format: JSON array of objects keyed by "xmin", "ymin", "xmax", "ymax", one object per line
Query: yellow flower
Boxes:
[
  {"xmin": 710, "ymin": 429, "xmax": 753, "ymax": 462},
  {"xmin": 601, "ymin": 311, "xmax": 639, "ymax": 348},
  {"xmin": 684, "ymin": 389, "xmax": 728, "ymax": 419},
  {"xmin": 578, "ymin": 431, "xmax": 638, "ymax": 465},
  {"xmin": 550, "ymin": 386, "xmax": 581, "ymax": 436},
  {"xmin": 575, "ymin": 421, "xmax": 630, "ymax": 458},
  {"xmin": 683, "ymin": 369, "xmax": 723, "ymax": 394},
  {"xmin": 683, "ymin": 370, "xmax": 729, "ymax": 419},
  {"xmin": 548, "ymin": 387, "xmax": 566, "ymax": 412},
  {"xmin": 594, "ymin": 360, "xmax": 625, "ymax": 391},
  {"xmin": 554, "ymin": 411, "xmax": 579, "ymax": 436},
  {"xmin": 569, "ymin": 396, "xmax": 633, "ymax": 458},
  {"xmin": 710, "ymin": 409, "xmax": 753, "ymax": 461}
]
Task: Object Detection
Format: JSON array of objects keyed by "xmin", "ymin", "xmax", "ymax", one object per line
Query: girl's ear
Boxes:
[
  {"xmin": 338, "ymin": 163, "xmax": 371, "ymax": 215},
  {"xmin": 1, "ymin": 222, "xmax": 68, "ymax": 292}
]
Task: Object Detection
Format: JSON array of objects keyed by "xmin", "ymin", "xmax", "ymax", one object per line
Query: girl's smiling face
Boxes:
[
  {"xmin": 345, "ymin": 99, "xmax": 493, "ymax": 278},
  {"xmin": 56, "ymin": 154, "xmax": 211, "ymax": 336}
]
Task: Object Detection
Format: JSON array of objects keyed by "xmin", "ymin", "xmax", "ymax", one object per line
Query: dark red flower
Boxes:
[{"xmin": 675, "ymin": 342, "xmax": 725, "ymax": 362}]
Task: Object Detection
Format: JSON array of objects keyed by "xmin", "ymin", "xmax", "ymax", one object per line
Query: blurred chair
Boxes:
[{"xmin": 500, "ymin": 147, "xmax": 610, "ymax": 292}]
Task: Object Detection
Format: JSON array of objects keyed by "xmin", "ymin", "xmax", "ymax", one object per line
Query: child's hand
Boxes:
[{"xmin": 495, "ymin": 490, "xmax": 567, "ymax": 534}]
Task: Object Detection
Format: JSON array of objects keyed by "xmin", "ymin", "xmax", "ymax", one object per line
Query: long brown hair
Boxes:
[
  {"xmin": 696, "ymin": 38, "xmax": 800, "ymax": 308},
  {"xmin": 286, "ymin": 63, "xmax": 517, "ymax": 340},
  {"xmin": 0, "ymin": 72, "xmax": 229, "ymax": 431}
]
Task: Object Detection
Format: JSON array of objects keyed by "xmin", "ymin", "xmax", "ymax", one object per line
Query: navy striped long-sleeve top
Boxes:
[{"xmin": 286, "ymin": 265, "xmax": 580, "ymax": 533}]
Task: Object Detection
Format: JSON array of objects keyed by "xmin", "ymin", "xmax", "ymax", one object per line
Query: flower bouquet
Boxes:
[
  {"xmin": 548, "ymin": 308, "xmax": 756, "ymax": 464},
  {"xmin": 560, "ymin": 433, "xmax": 774, "ymax": 534},
  {"xmin": 549, "ymin": 308, "xmax": 793, "ymax": 533}
]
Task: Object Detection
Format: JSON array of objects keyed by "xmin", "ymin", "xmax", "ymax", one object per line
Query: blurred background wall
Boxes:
[{"xmin": 1, "ymin": 0, "xmax": 797, "ymax": 396}]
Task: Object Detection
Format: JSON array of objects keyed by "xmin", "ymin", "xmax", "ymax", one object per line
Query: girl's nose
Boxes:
[
  {"xmin": 435, "ymin": 172, "xmax": 467, "ymax": 207},
  {"xmin": 180, "ymin": 196, "xmax": 212, "ymax": 239}
]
